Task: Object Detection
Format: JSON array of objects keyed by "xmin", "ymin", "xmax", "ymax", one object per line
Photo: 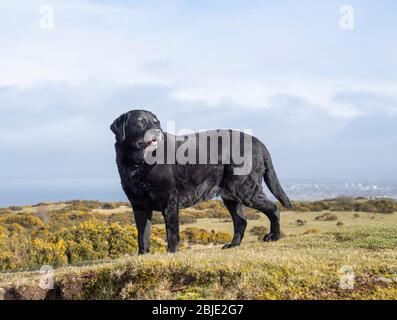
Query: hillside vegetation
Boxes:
[
  {"xmin": 1, "ymin": 225, "xmax": 396, "ymax": 300},
  {"xmin": 0, "ymin": 197, "xmax": 396, "ymax": 300}
]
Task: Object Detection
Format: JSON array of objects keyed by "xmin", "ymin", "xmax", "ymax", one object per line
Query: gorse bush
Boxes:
[
  {"xmin": 0, "ymin": 213, "xmax": 46, "ymax": 230},
  {"xmin": 31, "ymin": 238, "xmax": 69, "ymax": 267},
  {"xmin": 0, "ymin": 221, "xmax": 166, "ymax": 270},
  {"xmin": 182, "ymin": 227, "xmax": 232, "ymax": 245},
  {"xmin": 49, "ymin": 222, "xmax": 165, "ymax": 264},
  {"xmin": 0, "ymin": 220, "xmax": 232, "ymax": 271},
  {"xmin": 0, "ymin": 231, "xmax": 33, "ymax": 270}
]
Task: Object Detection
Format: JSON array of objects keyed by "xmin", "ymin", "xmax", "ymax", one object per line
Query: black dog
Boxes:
[{"xmin": 111, "ymin": 110, "xmax": 292, "ymax": 254}]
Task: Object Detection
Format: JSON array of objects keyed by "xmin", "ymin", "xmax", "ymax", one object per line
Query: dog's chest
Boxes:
[{"xmin": 121, "ymin": 163, "xmax": 169, "ymax": 208}]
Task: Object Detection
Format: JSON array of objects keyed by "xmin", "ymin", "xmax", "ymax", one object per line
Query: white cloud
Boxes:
[
  {"xmin": 1, "ymin": 0, "xmax": 397, "ymax": 121},
  {"xmin": 170, "ymin": 79, "xmax": 397, "ymax": 119},
  {"xmin": 1, "ymin": 0, "xmax": 397, "ymax": 185}
]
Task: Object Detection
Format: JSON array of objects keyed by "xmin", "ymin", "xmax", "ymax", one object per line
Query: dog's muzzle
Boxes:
[{"xmin": 141, "ymin": 129, "xmax": 163, "ymax": 155}]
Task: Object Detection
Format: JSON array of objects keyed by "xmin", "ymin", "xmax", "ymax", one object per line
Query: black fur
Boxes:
[{"xmin": 111, "ymin": 110, "xmax": 292, "ymax": 254}]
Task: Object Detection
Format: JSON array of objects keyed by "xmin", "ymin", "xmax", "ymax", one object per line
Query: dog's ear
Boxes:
[{"xmin": 110, "ymin": 113, "xmax": 130, "ymax": 142}]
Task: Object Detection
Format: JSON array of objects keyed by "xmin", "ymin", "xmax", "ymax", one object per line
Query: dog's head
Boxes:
[{"xmin": 110, "ymin": 110, "xmax": 163, "ymax": 150}]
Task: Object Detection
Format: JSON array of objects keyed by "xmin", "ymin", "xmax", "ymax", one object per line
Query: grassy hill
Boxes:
[
  {"xmin": 1, "ymin": 225, "xmax": 397, "ymax": 300},
  {"xmin": 0, "ymin": 198, "xmax": 397, "ymax": 300}
]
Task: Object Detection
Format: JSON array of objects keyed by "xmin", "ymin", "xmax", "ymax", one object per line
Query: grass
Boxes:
[
  {"xmin": 180, "ymin": 209, "xmax": 396, "ymax": 242},
  {"xmin": 1, "ymin": 224, "xmax": 396, "ymax": 300},
  {"xmin": 333, "ymin": 226, "xmax": 397, "ymax": 250},
  {"xmin": 1, "ymin": 199, "xmax": 396, "ymax": 300}
]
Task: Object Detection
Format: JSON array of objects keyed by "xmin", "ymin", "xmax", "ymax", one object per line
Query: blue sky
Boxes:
[{"xmin": 0, "ymin": 1, "xmax": 396, "ymax": 205}]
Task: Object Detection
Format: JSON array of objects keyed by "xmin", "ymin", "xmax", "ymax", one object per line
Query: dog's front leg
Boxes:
[
  {"xmin": 162, "ymin": 198, "xmax": 180, "ymax": 253},
  {"xmin": 133, "ymin": 206, "xmax": 153, "ymax": 254}
]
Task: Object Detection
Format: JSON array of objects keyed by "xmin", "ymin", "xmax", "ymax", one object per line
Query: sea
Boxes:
[{"xmin": 0, "ymin": 178, "xmax": 396, "ymax": 208}]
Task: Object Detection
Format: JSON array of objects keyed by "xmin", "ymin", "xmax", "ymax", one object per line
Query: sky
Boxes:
[{"xmin": 0, "ymin": 0, "xmax": 397, "ymax": 205}]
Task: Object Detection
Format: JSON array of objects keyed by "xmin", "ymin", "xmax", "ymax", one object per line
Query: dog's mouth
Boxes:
[
  {"xmin": 144, "ymin": 137, "xmax": 160, "ymax": 148},
  {"xmin": 136, "ymin": 138, "xmax": 160, "ymax": 149},
  {"xmin": 136, "ymin": 129, "xmax": 163, "ymax": 155}
]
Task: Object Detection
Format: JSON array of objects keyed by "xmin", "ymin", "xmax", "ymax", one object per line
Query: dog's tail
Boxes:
[{"xmin": 263, "ymin": 146, "xmax": 292, "ymax": 209}]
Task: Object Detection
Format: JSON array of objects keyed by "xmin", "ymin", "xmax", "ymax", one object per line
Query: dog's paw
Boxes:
[
  {"xmin": 222, "ymin": 243, "xmax": 239, "ymax": 249},
  {"xmin": 263, "ymin": 233, "xmax": 281, "ymax": 242}
]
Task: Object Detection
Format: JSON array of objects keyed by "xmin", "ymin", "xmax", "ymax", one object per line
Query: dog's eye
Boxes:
[
  {"xmin": 137, "ymin": 118, "xmax": 145, "ymax": 125},
  {"xmin": 153, "ymin": 120, "xmax": 159, "ymax": 125}
]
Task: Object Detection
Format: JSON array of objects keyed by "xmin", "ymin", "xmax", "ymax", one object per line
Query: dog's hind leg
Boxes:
[
  {"xmin": 221, "ymin": 199, "xmax": 247, "ymax": 249},
  {"xmin": 133, "ymin": 206, "xmax": 153, "ymax": 254},
  {"xmin": 246, "ymin": 193, "xmax": 281, "ymax": 242}
]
